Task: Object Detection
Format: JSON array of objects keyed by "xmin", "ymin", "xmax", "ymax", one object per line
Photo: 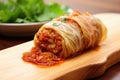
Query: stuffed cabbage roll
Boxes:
[{"xmin": 23, "ymin": 11, "xmax": 107, "ymax": 66}]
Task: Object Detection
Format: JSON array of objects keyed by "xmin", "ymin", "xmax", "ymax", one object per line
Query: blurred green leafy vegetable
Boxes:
[{"xmin": 0, "ymin": 0, "xmax": 71, "ymax": 23}]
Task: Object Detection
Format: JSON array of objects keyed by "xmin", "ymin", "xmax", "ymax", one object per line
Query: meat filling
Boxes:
[{"xmin": 35, "ymin": 28, "xmax": 62, "ymax": 55}]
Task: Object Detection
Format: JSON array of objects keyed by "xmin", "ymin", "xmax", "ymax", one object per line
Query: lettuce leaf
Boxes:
[{"xmin": 0, "ymin": 0, "xmax": 71, "ymax": 23}]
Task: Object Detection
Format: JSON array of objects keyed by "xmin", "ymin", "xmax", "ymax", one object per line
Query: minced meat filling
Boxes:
[{"xmin": 36, "ymin": 28, "xmax": 62, "ymax": 54}]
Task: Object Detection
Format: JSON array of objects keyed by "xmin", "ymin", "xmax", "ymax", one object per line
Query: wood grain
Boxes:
[{"xmin": 0, "ymin": 13, "xmax": 120, "ymax": 80}]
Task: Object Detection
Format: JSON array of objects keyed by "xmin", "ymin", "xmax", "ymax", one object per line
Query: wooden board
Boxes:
[{"xmin": 0, "ymin": 13, "xmax": 120, "ymax": 80}]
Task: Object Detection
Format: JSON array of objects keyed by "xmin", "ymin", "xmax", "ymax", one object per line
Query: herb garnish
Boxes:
[{"xmin": 61, "ymin": 17, "xmax": 67, "ymax": 22}]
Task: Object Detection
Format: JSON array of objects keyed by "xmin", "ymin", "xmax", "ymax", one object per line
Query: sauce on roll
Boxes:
[{"xmin": 22, "ymin": 11, "xmax": 107, "ymax": 66}]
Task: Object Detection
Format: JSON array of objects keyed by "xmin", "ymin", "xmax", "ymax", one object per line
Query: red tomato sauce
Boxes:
[{"xmin": 22, "ymin": 47, "xmax": 63, "ymax": 66}]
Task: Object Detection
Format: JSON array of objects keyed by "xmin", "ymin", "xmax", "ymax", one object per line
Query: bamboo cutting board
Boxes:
[{"xmin": 0, "ymin": 13, "xmax": 120, "ymax": 80}]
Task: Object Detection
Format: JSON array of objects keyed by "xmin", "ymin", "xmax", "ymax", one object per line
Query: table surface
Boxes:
[{"xmin": 0, "ymin": 0, "xmax": 120, "ymax": 80}]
